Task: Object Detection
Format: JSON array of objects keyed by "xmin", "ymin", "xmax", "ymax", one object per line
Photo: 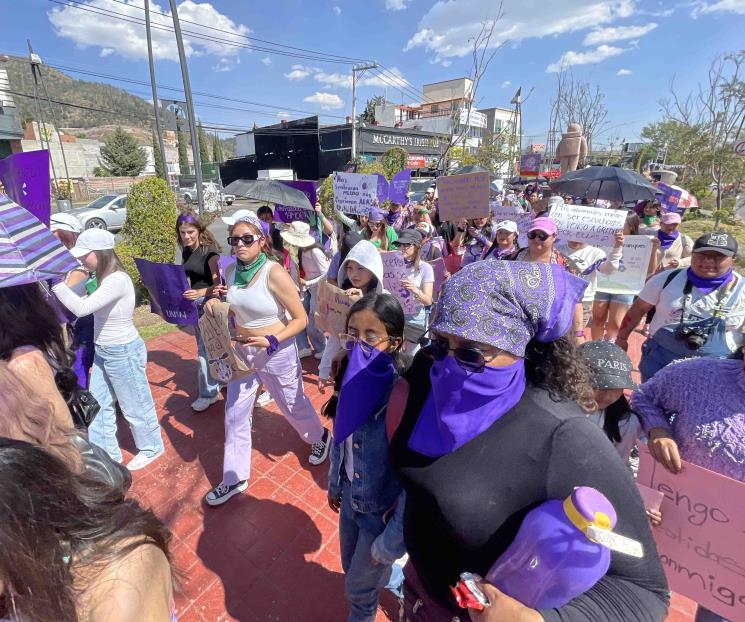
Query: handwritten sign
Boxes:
[
  {"xmin": 380, "ymin": 251, "xmax": 416, "ymax": 315},
  {"xmin": 389, "ymin": 169, "xmax": 412, "ymax": 204},
  {"xmin": 333, "ymin": 172, "xmax": 378, "ymax": 216},
  {"xmin": 436, "ymin": 172, "xmax": 490, "ymax": 222},
  {"xmin": 314, "ymin": 279, "xmax": 354, "ymax": 336},
  {"xmin": 198, "ymin": 302, "xmax": 253, "ymax": 383},
  {"xmin": 549, "ymin": 203, "xmax": 627, "ymax": 247},
  {"xmin": 596, "ymin": 235, "xmax": 653, "ymax": 295},
  {"xmin": 490, "ymin": 203, "xmax": 533, "ymax": 248},
  {"xmin": 637, "ymin": 447, "xmax": 745, "ymax": 622},
  {"xmin": 134, "ymin": 258, "xmax": 199, "ymax": 326},
  {"xmin": 428, "ymin": 257, "xmax": 446, "ymax": 299}
]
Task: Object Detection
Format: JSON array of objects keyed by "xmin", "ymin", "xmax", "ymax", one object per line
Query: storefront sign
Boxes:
[
  {"xmin": 407, "ymin": 156, "xmax": 426, "ymax": 169},
  {"xmin": 436, "ymin": 172, "xmax": 490, "ymax": 222}
]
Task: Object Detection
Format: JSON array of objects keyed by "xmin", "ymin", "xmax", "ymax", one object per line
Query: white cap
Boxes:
[
  {"xmin": 50, "ymin": 212, "xmax": 82, "ymax": 234},
  {"xmin": 221, "ymin": 209, "xmax": 257, "ymax": 226},
  {"xmin": 495, "ymin": 220, "xmax": 519, "ymax": 234},
  {"xmin": 69, "ymin": 228, "xmax": 116, "ymax": 258}
]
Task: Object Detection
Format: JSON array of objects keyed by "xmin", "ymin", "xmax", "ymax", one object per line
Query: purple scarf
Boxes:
[
  {"xmin": 334, "ymin": 344, "xmax": 396, "ymax": 444},
  {"xmin": 687, "ymin": 267, "xmax": 734, "ymax": 295},
  {"xmin": 657, "ymin": 229, "xmax": 679, "ymax": 250},
  {"xmin": 408, "ymin": 357, "xmax": 526, "ymax": 457}
]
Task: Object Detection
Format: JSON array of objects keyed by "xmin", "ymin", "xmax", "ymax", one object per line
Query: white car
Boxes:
[
  {"xmin": 68, "ymin": 194, "xmax": 128, "ymax": 231},
  {"xmin": 181, "ymin": 184, "xmax": 234, "ymax": 206}
]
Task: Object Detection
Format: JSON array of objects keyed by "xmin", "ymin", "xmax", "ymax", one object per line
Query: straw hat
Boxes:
[{"xmin": 280, "ymin": 221, "xmax": 316, "ymax": 248}]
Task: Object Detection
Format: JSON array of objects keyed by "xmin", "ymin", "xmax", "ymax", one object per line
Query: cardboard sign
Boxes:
[
  {"xmin": 428, "ymin": 257, "xmax": 446, "ymax": 299},
  {"xmin": 380, "ymin": 251, "xmax": 417, "ymax": 315},
  {"xmin": 637, "ymin": 448, "xmax": 745, "ymax": 622},
  {"xmin": 134, "ymin": 258, "xmax": 199, "ymax": 326},
  {"xmin": 333, "ymin": 172, "xmax": 378, "ymax": 216},
  {"xmin": 314, "ymin": 279, "xmax": 354, "ymax": 336},
  {"xmin": 596, "ymin": 235, "xmax": 654, "ymax": 295},
  {"xmin": 436, "ymin": 172, "xmax": 491, "ymax": 222},
  {"xmin": 198, "ymin": 302, "xmax": 253, "ymax": 383},
  {"xmin": 549, "ymin": 203, "xmax": 627, "ymax": 247}
]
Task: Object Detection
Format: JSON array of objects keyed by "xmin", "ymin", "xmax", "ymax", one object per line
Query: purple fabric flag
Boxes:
[
  {"xmin": 134, "ymin": 258, "xmax": 199, "ymax": 326},
  {"xmin": 389, "ymin": 170, "xmax": 412, "ymax": 204},
  {"xmin": 375, "ymin": 173, "xmax": 389, "ymax": 203},
  {"xmin": 275, "ymin": 180, "xmax": 317, "ymax": 223},
  {"xmin": 218, "ymin": 255, "xmax": 236, "ymax": 283},
  {"xmin": 655, "ymin": 182, "xmax": 683, "ymax": 214},
  {"xmin": 0, "ymin": 150, "xmax": 51, "ymax": 226}
]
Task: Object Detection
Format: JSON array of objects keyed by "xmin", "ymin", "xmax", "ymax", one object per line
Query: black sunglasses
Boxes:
[
  {"xmin": 227, "ymin": 234, "xmax": 259, "ymax": 247},
  {"xmin": 429, "ymin": 336, "xmax": 493, "ymax": 371},
  {"xmin": 527, "ymin": 231, "xmax": 550, "ymax": 241}
]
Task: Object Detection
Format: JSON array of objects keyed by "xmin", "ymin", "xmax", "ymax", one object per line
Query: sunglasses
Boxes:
[
  {"xmin": 370, "ymin": 222, "xmax": 384, "ymax": 228},
  {"xmin": 527, "ymin": 231, "xmax": 551, "ymax": 241},
  {"xmin": 339, "ymin": 333, "xmax": 393, "ymax": 356},
  {"xmin": 429, "ymin": 336, "xmax": 496, "ymax": 371},
  {"xmin": 227, "ymin": 234, "xmax": 260, "ymax": 247}
]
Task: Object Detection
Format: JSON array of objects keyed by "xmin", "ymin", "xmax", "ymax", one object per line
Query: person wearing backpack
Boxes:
[{"xmin": 651, "ymin": 212, "xmax": 693, "ymax": 272}]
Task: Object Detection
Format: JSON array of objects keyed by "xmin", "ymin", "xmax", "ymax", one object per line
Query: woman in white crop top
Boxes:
[
  {"xmin": 203, "ymin": 215, "xmax": 330, "ymax": 507},
  {"xmin": 52, "ymin": 229, "xmax": 165, "ymax": 472}
]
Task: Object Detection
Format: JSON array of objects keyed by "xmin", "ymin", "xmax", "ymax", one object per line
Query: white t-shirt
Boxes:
[
  {"xmin": 557, "ymin": 243, "xmax": 622, "ymax": 302},
  {"xmin": 586, "ymin": 411, "xmax": 642, "ymax": 462},
  {"xmin": 639, "ymin": 269, "xmax": 745, "ymax": 352},
  {"xmin": 405, "ymin": 261, "xmax": 435, "ymax": 314},
  {"xmin": 53, "ymin": 271, "xmax": 139, "ymax": 346}
]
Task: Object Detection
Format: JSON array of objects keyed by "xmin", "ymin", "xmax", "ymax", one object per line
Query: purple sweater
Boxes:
[{"xmin": 631, "ymin": 358, "xmax": 745, "ymax": 482}]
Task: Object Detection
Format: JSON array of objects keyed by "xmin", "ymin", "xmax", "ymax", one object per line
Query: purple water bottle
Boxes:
[{"xmin": 485, "ymin": 487, "xmax": 618, "ymax": 609}]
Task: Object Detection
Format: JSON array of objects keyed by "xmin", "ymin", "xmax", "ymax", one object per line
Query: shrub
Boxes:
[{"xmin": 381, "ymin": 147, "xmax": 408, "ymax": 180}]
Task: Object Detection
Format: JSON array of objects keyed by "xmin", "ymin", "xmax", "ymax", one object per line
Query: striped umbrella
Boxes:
[{"xmin": 0, "ymin": 194, "xmax": 79, "ymax": 288}]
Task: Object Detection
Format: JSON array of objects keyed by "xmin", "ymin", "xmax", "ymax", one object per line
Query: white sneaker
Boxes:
[
  {"xmin": 309, "ymin": 429, "xmax": 331, "ymax": 466},
  {"xmin": 191, "ymin": 395, "xmax": 219, "ymax": 412},
  {"xmin": 205, "ymin": 480, "xmax": 248, "ymax": 506},
  {"xmin": 297, "ymin": 348, "xmax": 313, "ymax": 359},
  {"xmin": 257, "ymin": 391, "xmax": 273, "ymax": 407},
  {"xmin": 126, "ymin": 447, "xmax": 165, "ymax": 471}
]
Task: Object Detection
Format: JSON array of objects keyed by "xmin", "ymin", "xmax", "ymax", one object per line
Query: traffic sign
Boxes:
[{"xmin": 735, "ymin": 141, "xmax": 745, "ymax": 156}]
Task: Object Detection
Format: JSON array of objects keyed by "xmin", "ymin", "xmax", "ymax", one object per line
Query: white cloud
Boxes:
[
  {"xmin": 304, "ymin": 92, "xmax": 345, "ymax": 109},
  {"xmin": 100, "ymin": 47, "xmax": 114, "ymax": 57},
  {"xmin": 288, "ymin": 65, "xmax": 410, "ymax": 92},
  {"xmin": 48, "ymin": 0, "xmax": 250, "ymax": 62},
  {"xmin": 546, "ymin": 44, "xmax": 626, "ymax": 72},
  {"xmin": 276, "ymin": 111, "xmax": 290, "ymax": 119},
  {"xmin": 404, "ymin": 0, "xmax": 635, "ymax": 58},
  {"xmin": 284, "ymin": 64, "xmax": 315, "ymax": 80},
  {"xmin": 315, "ymin": 71, "xmax": 352, "ymax": 88},
  {"xmin": 332, "ymin": 5, "xmax": 342, "ymax": 15},
  {"xmin": 213, "ymin": 57, "xmax": 235, "ymax": 72},
  {"xmin": 617, "ymin": 68, "xmax": 633, "ymax": 75},
  {"xmin": 501, "ymin": 80, "xmax": 511, "ymax": 87},
  {"xmin": 386, "ymin": 0, "xmax": 411, "ymax": 10},
  {"xmin": 261, "ymin": 56, "xmax": 272, "ymax": 66},
  {"xmin": 691, "ymin": 0, "xmax": 745, "ymax": 15},
  {"xmin": 583, "ymin": 22, "xmax": 657, "ymax": 45}
]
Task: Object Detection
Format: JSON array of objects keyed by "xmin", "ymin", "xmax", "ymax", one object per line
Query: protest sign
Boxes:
[
  {"xmin": 490, "ymin": 203, "xmax": 534, "ymax": 247},
  {"xmin": 436, "ymin": 172, "xmax": 490, "ymax": 222},
  {"xmin": 656, "ymin": 182, "xmax": 682, "ymax": 214},
  {"xmin": 596, "ymin": 235, "xmax": 653, "ymax": 295},
  {"xmin": 375, "ymin": 173, "xmax": 389, "ymax": 204},
  {"xmin": 0, "ymin": 150, "xmax": 51, "ymax": 225},
  {"xmin": 314, "ymin": 279, "xmax": 354, "ymax": 335},
  {"xmin": 380, "ymin": 251, "xmax": 416, "ymax": 314},
  {"xmin": 638, "ymin": 448, "xmax": 745, "ymax": 622},
  {"xmin": 134, "ymin": 258, "xmax": 199, "ymax": 326},
  {"xmin": 217, "ymin": 256, "xmax": 236, "ymax": 283},
  {"xmin": 428, "ymin": 257, "xmax": 446, "ymax": 299},
  {"xmin": 389, "ymin": 170, "xmax": 412, "ymax": 204},
  {"xmin": 549, "ymin": 203, "xmax": 627, "ymax": 247},
  {"xmin": 198, "ymin": 302, "xmax": 253, "ymax": 383},
  {"xmin": 636, "ymin": 483, "xmax": 664, "ymax": 513},
  {"xmin": 333, "ymin": 172, "xmax": 378, "ymax": 216},
  {"xmin": 275, "ymin": 180, "xmax": 316, "ymax": 223},
  {"xmin": 519, "ymin": 153, "xmax": 542, "ymax": 176}
]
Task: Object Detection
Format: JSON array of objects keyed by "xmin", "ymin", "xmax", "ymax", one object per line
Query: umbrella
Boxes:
[
  {"xmin": 548, "ymin": 166, "xmax": 657, "ymax": 203},
  {"xmin": 0, "ymin": 194, "xmax": 79, "ymax": 288},
  {"xmin": 223, "ymin": 179, "xmax": 313, "ymax": 211},
  {"xmin": 509, "ymin": 175, "xmax": 548, "ymax": 185},
  {"xmin": 451, "ymin": 165, "xmax": 498, "ymax": 182},
  {"xmin": 656, "ymin": 182, "xmax": 698, "ymax": 213}
]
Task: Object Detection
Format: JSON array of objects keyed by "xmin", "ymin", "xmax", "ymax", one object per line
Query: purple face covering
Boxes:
[
  {"xmin": 334, "ymin": 343, "xmax": 396, "ymax": 445},
  {"xmin": 657, "ymin": 228, "xmax": 679, "ymax": 250},
  {"xmin": 687, "ymin": 267, "xmax": 734, "ymax": 295},
  {"xmin": 408, "ymin": 357, "xmax": 526, "ymax": 457}
]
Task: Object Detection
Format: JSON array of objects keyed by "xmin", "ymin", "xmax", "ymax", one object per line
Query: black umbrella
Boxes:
[
  {"xmin": 508, "ymin": 175, "xmax": 548, "ymax": 186},
  {"xmin": 223, "ymin": 179, "xmax": 313, "ymax": 210},
  {"xmin": 451, "ymin": 165, "xmax": 498, "ymax": 182},
  {"xmin": 548, "ymin": 166, "xmax": 657, "ymax": 203}
]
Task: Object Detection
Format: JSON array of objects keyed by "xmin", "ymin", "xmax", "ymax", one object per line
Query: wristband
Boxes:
[{"xmin": 266, "ymin": 335, "xmax": 280, "ymax": 355}]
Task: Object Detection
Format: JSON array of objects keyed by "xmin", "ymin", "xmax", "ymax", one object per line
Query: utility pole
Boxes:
[
  {"xmin": 509, "ymin": 87, "xmax": 522, "ymax": 178},
  {"xmin": 351, "ymin": 62, "xmax": 378, "ymax": 160},
  {"xmin": 145, "ymin": 0, "xmax": 168, "ymax": 183},
  {"xmin": 168, "ymin": 0, "xmax": 203, "ymax": 213}
]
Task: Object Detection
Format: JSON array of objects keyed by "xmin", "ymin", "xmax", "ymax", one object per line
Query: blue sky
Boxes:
[{"xmin": 3, "ymin": 0, "xmax": 744, "ymax": 148}]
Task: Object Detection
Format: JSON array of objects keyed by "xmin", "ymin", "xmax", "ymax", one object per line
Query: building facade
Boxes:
[{"xmin": 0, "ymin": 63, "xmax": 24, "ymax": 159}]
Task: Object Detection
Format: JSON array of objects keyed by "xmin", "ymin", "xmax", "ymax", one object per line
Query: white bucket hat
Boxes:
[
  {"xmin": 50, "ymin": 212, "xmax": 83, "ymax": 234},
  {"xmin": 280, "ymin": 221, "xmax": 316, "ymax": 248},
  {"xmin": 495, "ymin": 220, "xmax": 519, "ymax": 234},
  {"xmin": 69, "ymin": 228, "xmax": 116, "ymax": 258}
]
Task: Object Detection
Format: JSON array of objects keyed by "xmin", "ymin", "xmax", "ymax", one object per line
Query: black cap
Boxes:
[
  {"xmin": 693, "ymin": 232, "xmax": 738, "ymax": 257},
  {"xmin": 394, "ymin": 229, "xmax": 424, "ymax": 246},
  {"xmin": 580, "ymin": 341, "xmax": 637, "ymax": 391}
]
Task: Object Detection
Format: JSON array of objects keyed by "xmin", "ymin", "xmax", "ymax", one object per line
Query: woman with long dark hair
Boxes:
[
  {"xmin": 389, "ymin": 261, "xmax": 669, "ymax": 621},
  {"xmin": 362, "ymin": 207, "xmax": 398, "ymax": 250},
  {"xmin": 453, "ymin": 216, "xmax": 495, "ymax": 267},
  {"xmin": 0, "ymin": 438, "xmax": 174, "ymax": 622},
  {"xmin": 176, "ymin": 210, "xmax": 223, "ymax": 412},
  {"xmin": 52, "ymin": 229, "xmax": 165, "ymax": 471}
]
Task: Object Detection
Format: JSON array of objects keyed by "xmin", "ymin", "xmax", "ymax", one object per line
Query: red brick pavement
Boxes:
[{"xmin": 121, "ymin": 329, "xmax": 696, "ymax": 622}]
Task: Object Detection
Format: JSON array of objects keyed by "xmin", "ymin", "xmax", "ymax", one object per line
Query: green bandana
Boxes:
[
  {"xmin": 85, "ymin": 274, "xmax": 98, "ymax": 295},
  {"xmin": 643, "ymin": 216, "xmax": 656, "ymax": 226},
  {"xmin": 233, "ymin": 252, "xmax": 269, "ymax": 289}
]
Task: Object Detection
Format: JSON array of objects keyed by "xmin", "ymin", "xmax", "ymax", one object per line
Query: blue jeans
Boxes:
[
  {"xmin": 295, "ymin": 289, "xmax": 326, "ymax": 353},
  {"xmin": 88, "ymin": 337, "xmax": 164, "ymax": 463},
  {"xmin": 196, "ymin": 300, "xmax": 219, "ymax": 399},
  {"xmin": 339, "ymin": 480, "xmax": 393, "ymax": 622}
]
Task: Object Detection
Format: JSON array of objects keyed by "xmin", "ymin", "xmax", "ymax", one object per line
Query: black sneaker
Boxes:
[
  {"xmin": 309, "ymin": 429, "xmax": 331, "ymax": 466},
  {"xmin": 205, "ymin": 480, "xmax": 248, "ymax": 506}
]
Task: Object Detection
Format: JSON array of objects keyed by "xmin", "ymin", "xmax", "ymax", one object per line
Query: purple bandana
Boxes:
[
  {"xmin": 430, "ymin": 261, "xmax": 588, "ymax": 358},
  {"xmin": 686, "ymin": 267, "xmax": 734, "ymax": 295},
  {"xmin": 657, "ymin": 229, "xmax": 679, "ymax": 250},
  {"xmin": 177, "ymin": 213, "xmax": 200, "ymax": 227},
  {"xmin": 334, "ymin": 344, "xmax": 396, "ymax": 445}
]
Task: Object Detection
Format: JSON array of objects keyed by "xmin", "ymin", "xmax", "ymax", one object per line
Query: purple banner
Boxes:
[
  {"xmin": 134, "ymin": 258, "xmax": 199, "ymax": 326},
  {"xmin": 389, "ymin": 170, "xmax": 412, "ymax": 204},
  {"xmin": 0, "ymin": 150, "xmax": 51, "ymax": 225},
  {"xmin": 218, "ymin": 255, "xmax": 236, "ymax": 284},
  {"xmin": 275, "ymin": 180, "xmax": 316, "ymax": 223},
  {"xmin": 375, "ymin": 173, "xmax": 389, "ymax": 203}
]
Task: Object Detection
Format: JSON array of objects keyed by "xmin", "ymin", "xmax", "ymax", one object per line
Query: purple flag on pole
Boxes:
[
  {"xmin": 275, "ymin": 180, "xmax": 317, "ymax": 223},
  {"xmin": 375, "ymin": 174, "xmax": 389, "ymax": 203},
  {"xmin": 389, "ymin": 170, "xmax": 412, "ymax": 204},
  {"xmin": 0, "ymin": 150, "xmax": 51, "ymax": 226},
  {"xmin": 134, "ymin": 258, "xmax": 199, "ymax": 326},
  {"xmin": 218, "ymin": 255, "xmax": 236, "ymax": 283}
]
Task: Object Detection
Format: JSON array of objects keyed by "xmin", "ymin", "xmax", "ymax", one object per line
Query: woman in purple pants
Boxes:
[{"xmin": 203, "ymin": 214, "xmax": 331, "ymax": 507}]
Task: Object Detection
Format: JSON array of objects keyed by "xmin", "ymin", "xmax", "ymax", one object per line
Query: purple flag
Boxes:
[
  {"xmin": 375, "ymin": 174, "xmax": 389, "ymax": 203},
  {"xmin": 275, "ymin": 180, "xmax": 317, "ymax": 223},
  {"xmin": 0, "ymin": 150, "xmax": 51, "ymax": 226},
  {"xmin": 656, "ymin": 183, "xmax": 683, "ymax": 214},
  {"xmin": 218, "ymin": 255, "xmax": 236, "ymax": 284},
  {"xmin": 134, "ymin": 258, "xmax": 199, "ymax": 326},
  {"xmin": 389, "ymin": 170, "xmax": 412, "ymax": 204}
]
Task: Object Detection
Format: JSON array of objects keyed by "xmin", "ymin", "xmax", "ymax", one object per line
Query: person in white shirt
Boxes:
[{"xmin": 52, "ymin": 229, "xmax": 165, "ymax": 471}]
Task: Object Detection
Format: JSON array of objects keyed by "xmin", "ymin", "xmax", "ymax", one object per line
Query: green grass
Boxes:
[
  {"xmin": 137, "ymin": 321, "xmax": 178, "ymax": 341},
  {"xmin": 680, "ymin": 215, "xmax": 745, "ymax": 270},
  {"xmin": 133, "ymin": 304, "xmax": 179, "ymax": 341}
]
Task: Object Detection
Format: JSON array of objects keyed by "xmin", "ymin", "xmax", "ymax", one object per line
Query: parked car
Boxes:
[
  {"xmin": 409, "ymin": 177, "xmax": 436, "ymax": 194},
  {"xmin": 68, "ymin": 194, "xmax": 128, "ymax": 231}
]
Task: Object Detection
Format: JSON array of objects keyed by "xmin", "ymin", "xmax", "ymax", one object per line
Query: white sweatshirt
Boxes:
[{"xmin": 558, "ymin": 243, "xmax": 623, "ymax": 302}]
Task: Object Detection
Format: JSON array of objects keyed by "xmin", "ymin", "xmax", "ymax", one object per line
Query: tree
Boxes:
[
  {"xmin": 97, "ymin": 126, "xmax": 147, "ymax": 177},
  {"xmin": 198, "ymin": 121, "xmax": 211, "ymax": 164},
  {"xmin": 151, "ymin": 130, "xmax": 165, "ymax": 179},
  {"xmin": 361, "ymin": 95, "xmax": 385, "ymax": 124},
  {"xmin": 553, "ymin": 70, "xmax": 609, "ymax": 154},
  {"xmin": 177, "ymin": 127, "xmax": 189, "ymax": 172},
  {"xmin": 212, "ymin": 132, "xmax": 224, "ymax": 163},
  {"xmin": 381, "ymin": 147, "xmax": 408, "ymax": 179}
]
